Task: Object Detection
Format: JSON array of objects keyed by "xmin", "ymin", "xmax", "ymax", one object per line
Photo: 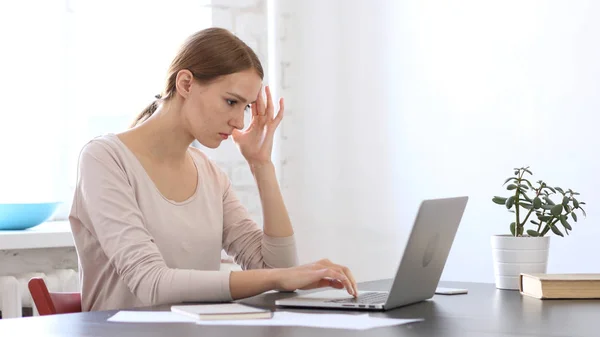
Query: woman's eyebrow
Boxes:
[{"xmin": 226, "ymin": 92, "xmax": 249, "ymax": 103}]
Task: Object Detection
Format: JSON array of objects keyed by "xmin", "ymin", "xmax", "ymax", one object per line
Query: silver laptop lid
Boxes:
[{"xmin": 383, "ymin": 196, "xmax": 468, "ymax": 309}]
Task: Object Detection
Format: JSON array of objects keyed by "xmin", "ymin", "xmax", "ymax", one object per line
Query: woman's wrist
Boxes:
[
  {"xmin": 229, "ymin": 268, "xmax": 283, "ymax": 300},
  {"xmin": 248, "ymin": 160, "xmax": 274, "ymax": 174},
  {"xmin": 266, "ymin": 268, "xmax": 283, "ymax": 290}
]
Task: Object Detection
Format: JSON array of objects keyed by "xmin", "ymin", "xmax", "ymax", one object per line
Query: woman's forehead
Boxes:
[{"xmin": 216, "ymin": 70, "xmax": 262, "ymax": 98}]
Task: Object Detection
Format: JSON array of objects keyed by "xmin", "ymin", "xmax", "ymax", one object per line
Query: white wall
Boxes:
[
  {"xmin": 277, "ymin": 0, "xmax": 600, "ymax": 283},
  {"xmin": 397, "ymin": 0, "xmax": 600, "ymax": 282},
  {"xmin": 277, "ymin": 0, "xmax": 411, "ymax": 282}
]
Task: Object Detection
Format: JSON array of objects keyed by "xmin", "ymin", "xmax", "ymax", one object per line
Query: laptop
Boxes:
[{"xmin": 275, "ymin": 196, "xmax": 469, "ymax": 311}]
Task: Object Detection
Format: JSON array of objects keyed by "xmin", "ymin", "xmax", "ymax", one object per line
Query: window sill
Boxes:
[{"xmin": 0, "ymin": 221, "xmax": 74, "ymax": 250}]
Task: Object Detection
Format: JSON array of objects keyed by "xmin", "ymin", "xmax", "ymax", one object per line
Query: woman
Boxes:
[{"xmin": 69, "ymin": 27, "xmax": 358, "ymax": 312}]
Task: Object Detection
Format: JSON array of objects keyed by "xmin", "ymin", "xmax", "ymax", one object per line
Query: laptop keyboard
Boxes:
[{"xmin": 326, "ymin": 292, "xmax": 388, "ymax": 304}]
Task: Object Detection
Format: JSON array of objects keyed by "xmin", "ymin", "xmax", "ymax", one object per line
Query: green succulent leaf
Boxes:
[
  {"xmin": 550, "ymin": 224, "xmax": 564, "ymax": 237},
  {"xmin": 530, "ymin": 220, "xmax": 540, "ymax": 225},
  {"xmin": 510, "ymin": 222, "xmax": 516, "ymax": 236},
  {"xmin": 533, "ymin": 197, "xmax": 542, "ymax": 209},
  {"xmin": 541, "ymin": 226, "xmax": 550, "ymax": 236},
  {"xmin": 573, "ymin": 198, "xmax": 579, "ymax": 208},
  {"xmin": 504, "ymin": 177, "xmax": 517, "ymax": 185},
  {"xmin": 580, "ymin": 207, "xmax": 587, "ymax": 217},
  {"xmin": 547, "ymin": 187, "xmax": 556, "ymax": 193},
  {"xmin": 559, "ymin": 215, "xmax": 572, "ymax": 230},
  {"xmin": 492, "ymin": 196, "xmax": 507, "ymax": 205},
  {"xmin": 521, "ymin": 179, "xmax": 534, "ymax": 187},
  {"xmin": 562, "ymin": 196, "xmax": 569, "ymax": 206},
  {"xmin": 544, "ymin": 196, "xmax": 555, "ymax": 205},
  {"xmin": 541, "ymin": 204, "xmax": 554, "ymax": 210},
  {"xmin": 507, "ymin": 184, "xmax": 517, "ymax": 190},
  {"xmin": 538, "ymin": 215, "xmax": 552, "ymax": 222},
  {"xmin": 527, "ymin": 230, "xmax": 539, "ymax": 237},
  {"xmin": 519, "ymin": 184, "xmax": 529, "ymax": 190},
  {"xmin": 551, "ymin": 204, "xmax": 563, "ymax": 216},
  {"xmin": 521, "ymin": 193, "xmax": 532, "ymax": 202},
  {"xmin": 506, "ymin": 196, "xmax": 515, "ymax": 209},
  {"xmin": 521, "ymin": 203, "xmax": 533, "ymax": 210},
  {"xmin": 555, "ymin": 187, "xmax": 565, "ymax": 194},
  {"xmin": 524, "ymin": 168, "xmax": 533, "ymax": 175},
  {"xmin": 572, "ymin": 212, "xmax": 578, "ymax": 222}
]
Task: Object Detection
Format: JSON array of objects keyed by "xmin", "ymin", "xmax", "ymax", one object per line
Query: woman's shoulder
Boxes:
[{"xmin": 77, "ymin": 133, "xmax": 129, "ymax": 168}]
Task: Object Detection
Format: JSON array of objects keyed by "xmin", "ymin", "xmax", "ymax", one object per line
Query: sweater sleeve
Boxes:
[
  {"xmin": 220, "ymin": 177, "xmax": 298, "ymax": 270},
  {"xmin": 75, "ymin": 141, "xmax": 232, "ymax": 306}
]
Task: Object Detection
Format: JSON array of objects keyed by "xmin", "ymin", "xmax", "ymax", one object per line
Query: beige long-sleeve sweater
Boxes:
[{"xmin": 68, "ymin": 134, "xmax": 298, "ymax": 312}]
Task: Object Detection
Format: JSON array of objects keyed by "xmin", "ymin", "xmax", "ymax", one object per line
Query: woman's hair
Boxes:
[{"xmin": 130, "ymin": 27, "xmax": 264, "ymax": 127}]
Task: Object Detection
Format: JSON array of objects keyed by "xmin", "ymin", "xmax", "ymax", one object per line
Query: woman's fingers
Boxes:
[
  {"xmin": 247, "ymin": 102, "xmax": 259, "ymax": 129},
  {"xmin": 256, "ymin": 87, "xmax": 266, "ymax": 116},
  {"xmin": 327, "ymin": 278, "xmax": 345, "ymax": 289},
  {"xmin": 317, "ymin": 260, "xmax": 358, "ymax": 297},
  {"xmin": 272, "ymin": 97, "xmax": 284, "ymax": 128},
  {"xmin": 318, "ymin": 269, "xmax": 354, "ymax": 296},
  {"xmin": 312, "ymin": 277, "xmax": 344, "ymax": 290},
  {"xmin": 342, "ymin": 265, "xmax": 359, "ymax": 297},
  {"xmin": 265, "ymin": 86, "xmax": 274, "ymax": 119}
]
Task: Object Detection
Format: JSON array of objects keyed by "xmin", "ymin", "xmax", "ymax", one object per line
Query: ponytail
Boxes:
[{"xmin": 129, "ymin": 95, "xmax": 162, "ymax": 128}]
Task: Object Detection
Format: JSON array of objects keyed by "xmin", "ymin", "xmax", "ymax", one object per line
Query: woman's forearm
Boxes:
[
  {"xmin": 251, "ymin": 162, "xmax": 294, "ymax": 237},
  {"xmin": 229, "ymin": 268, "xmax": 279, "ymax": 300}
]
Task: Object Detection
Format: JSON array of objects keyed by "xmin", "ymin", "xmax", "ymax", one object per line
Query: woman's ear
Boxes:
[{"xmin": 175, "ymin": 69, "xmax": 194, "ymax": 98}]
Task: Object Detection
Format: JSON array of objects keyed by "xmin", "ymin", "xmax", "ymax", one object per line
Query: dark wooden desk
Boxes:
[{"xmin": 1, "ymin": 280, "xmax": 598, "ymax": 337}]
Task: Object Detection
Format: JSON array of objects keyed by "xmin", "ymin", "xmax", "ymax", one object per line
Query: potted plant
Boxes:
[{"xmin": 490, "ymin": 167, "xmax": 587, "ymax": 290}]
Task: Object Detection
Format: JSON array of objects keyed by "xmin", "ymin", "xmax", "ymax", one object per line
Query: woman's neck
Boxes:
[{"xmin": 122, "ymin": 102, "xmax": 194, "ymax": 165}]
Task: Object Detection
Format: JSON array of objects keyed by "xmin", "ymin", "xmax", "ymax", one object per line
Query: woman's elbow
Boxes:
[
  {"xmin": 124, "ymin": 264, "xmax": 169, "ymax": 306},
  {"xmin": 261, "ymin": 250, "xmax": 299, "ymax": 269}
]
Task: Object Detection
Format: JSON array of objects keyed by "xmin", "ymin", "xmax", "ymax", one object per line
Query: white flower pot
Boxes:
[{"xmin": 490, "ymin": 235, "xmax": 550, "ymax": 290}]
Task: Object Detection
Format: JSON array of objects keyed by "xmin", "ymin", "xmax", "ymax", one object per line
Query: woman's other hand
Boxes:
[{"xmin": 232, "ymin": 85, "xmax": 283, "ymax": 167}]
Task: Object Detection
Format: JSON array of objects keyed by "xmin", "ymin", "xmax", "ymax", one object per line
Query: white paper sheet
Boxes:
[
  {"xmin": 107, "ymin": 311, "xmax": 423, "ymax": 330},
  {"xmin": 107, "ymin": 311, "xmax": 197, "ymax": 323},
  {"xmin": 196, "ymin": 312, "xmax": 423, "ymax": 330}
]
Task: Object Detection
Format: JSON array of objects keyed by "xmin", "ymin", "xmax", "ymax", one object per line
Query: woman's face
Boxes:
[{"xmin": 181, "ymin": 69, "xmax": 262, "ymax": 149}]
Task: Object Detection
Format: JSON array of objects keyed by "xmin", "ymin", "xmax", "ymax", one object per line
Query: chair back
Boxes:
[{"xmin": 28, "ymin": 277, "xmax": 82, "ymax": 315}]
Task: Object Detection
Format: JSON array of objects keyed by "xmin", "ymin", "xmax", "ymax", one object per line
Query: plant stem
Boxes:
[
  {"xmin": 540, "ymin": 216, "xmax": 557, "ymax": 236},
  {"xmin": 538, "ymin": 206, "xmax": 552, "ymax": 234},
  {"xmin": 514, "ymin": 170, "xmax": 523, "ymax": 236},
  {"xmin": 520, "ymin": 188, "xmax": 542, "ymax": 232}
]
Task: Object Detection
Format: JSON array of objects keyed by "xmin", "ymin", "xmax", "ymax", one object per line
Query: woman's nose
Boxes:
[{"xmin": 229, "ymin": 112, "xmax": 244, "ymax": 130}]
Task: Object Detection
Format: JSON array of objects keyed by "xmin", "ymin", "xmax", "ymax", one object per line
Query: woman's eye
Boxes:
[{"xmin": 226, "ymin": 99, "xmax": 237, "ymax": 106}]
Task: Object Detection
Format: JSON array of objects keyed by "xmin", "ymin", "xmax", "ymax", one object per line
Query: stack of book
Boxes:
[{"xmin": 519, "ymin": 273, "xmax": 600, "ymax": 299}]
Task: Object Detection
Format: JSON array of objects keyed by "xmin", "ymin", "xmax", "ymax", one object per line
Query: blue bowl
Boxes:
[{"xmin": 0, "ymin": 202, "xmax": 62, "ymax": 230}]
